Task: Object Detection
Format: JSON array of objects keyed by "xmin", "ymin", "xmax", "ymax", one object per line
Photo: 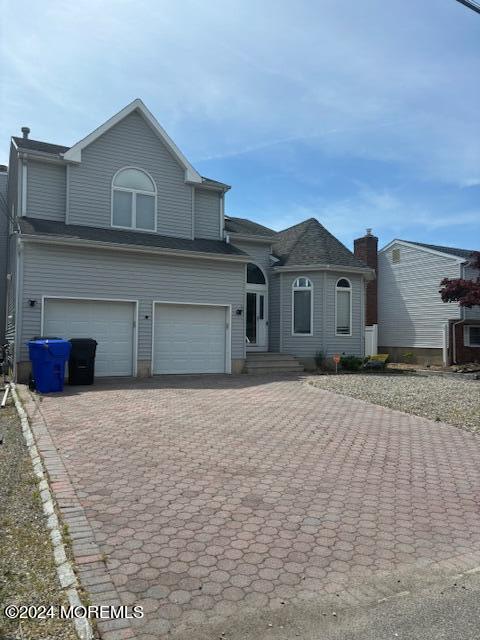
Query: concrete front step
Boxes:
[
  {"xmin": 246, "ymin": 366, "xmax": 304, "ymax": 375},
  {"xmin": 245, "ymin": 352, "xmax": 304, "ymax": 374}
]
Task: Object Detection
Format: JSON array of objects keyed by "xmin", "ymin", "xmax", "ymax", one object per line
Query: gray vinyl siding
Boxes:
[
  {"xmin": 269, "ymin": 274, "xmax": 280, "ymax": 351},
  {"xmin": 194, "ymin": 188, "xmax": 221, "ymax": 239},
  {"xmin": 19, "ymin": 243, "xmax": 245, "ymax": 364},
  {"xmin": 5, "ymin": 145, "xmax": 19, "ymax": 348},
  {"xmin": 231, "ymin": 240, "xmax": 273, "ymax": 274},
  {"xmin": 378, "ymin": 243, "xmax": 461, "ymax": 349},
  {"xmin": 279, "ymin": 270, "xmax": 363, "ymax": 358},
  {"xmin": 68, "ymin": 111, "xmax": 193, "ymax": 238},
  {"xmin": 0, "ymin": 172, "xmax": 8, "ymax": 340},
  {"xmin": 7, "ymin": 143, "xmax": 18, "ymax": 217},
  {"xmin": 27, "ymin": 160, "xmax": 66, "ymax": 221},
  {"xmin": 5, "ymin": 234, "xmax": 17, "ymax": 344}
]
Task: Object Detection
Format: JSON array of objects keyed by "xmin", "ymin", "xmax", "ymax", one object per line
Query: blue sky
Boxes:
[{"xmin": 1, "ymin": 0, "xmax": 479, "ymax": 251}]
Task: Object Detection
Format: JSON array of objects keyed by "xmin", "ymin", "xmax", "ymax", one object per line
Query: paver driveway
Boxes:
[{"xmin": 23, "ymin": 375, "xmax": 480, "ymax": 639}]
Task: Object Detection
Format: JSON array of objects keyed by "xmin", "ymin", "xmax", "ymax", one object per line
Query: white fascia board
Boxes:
[
  {"xmin": 273, "ymin": 263, "xmax": 376, "ymax": 280},
  {"xmin": 20, "ymin": 234, "xmax": 251, "ymax": 263},
  {"xmin": 380, "ymin": 239, "xmax": 465, "ymax": 263},
  {"xmin": 18, "ymin": 150, "xmax": 65, "ymax": 165},
  {"xmin": 62, "ymin": 98, "xmax": 202, "ymax": 184}
]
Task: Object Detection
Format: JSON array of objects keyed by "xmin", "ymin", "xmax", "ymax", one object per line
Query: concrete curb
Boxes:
[
  {"xmin": 15, "ymin": 384, "xmax": 135, "ymax": 640},
  {"xmin": 10, "ymin": 383, "xmax": 94, "ymax": 640}
]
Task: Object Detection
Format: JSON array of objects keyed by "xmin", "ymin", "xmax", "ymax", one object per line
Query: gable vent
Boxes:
[{"xmin": 392, "ymin": 248, "xmax": 400, "ymax": 264}]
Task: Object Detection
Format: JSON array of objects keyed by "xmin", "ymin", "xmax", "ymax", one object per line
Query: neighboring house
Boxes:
[
  {"xmin": 0, "ymin": 166, "xmax": 8, "ymax": 344},
  {"xmin": 2, "ymin": 99, "xmax": 373, "ymax": 381},
  {"xmin": 378, "ymin": 239, "xmax": 480, "ymax": 365}
]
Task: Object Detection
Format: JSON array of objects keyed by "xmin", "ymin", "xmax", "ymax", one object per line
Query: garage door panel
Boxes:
[
  {"xmin": 154, "ymin": 304, "xmax": 227, "ymax": 374},
  {"xmin": 44, "ymin": 300, "xmax": 135, "ymax": 377}
]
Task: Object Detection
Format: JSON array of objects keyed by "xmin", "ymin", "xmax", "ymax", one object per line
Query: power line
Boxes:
[{"xmin": 456, "ymin": 0, "xmax": 480, "ymax": 14}]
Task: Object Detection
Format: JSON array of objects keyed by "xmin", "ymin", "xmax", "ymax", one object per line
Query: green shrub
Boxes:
[
  {"xmin": 340, "ymin": 355, "xmax": 363, "ymax": 371},
  {"xmin": 314, "ymin": 351, "xmax": 325, "ymax": 369}
]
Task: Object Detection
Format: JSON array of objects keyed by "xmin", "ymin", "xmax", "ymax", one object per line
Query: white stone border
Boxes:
[{"xmin": 9, "ymin": 383, "xmax": 94, "ymax": 640}]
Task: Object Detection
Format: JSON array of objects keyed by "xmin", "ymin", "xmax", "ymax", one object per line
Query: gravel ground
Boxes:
[
  {"xmin": 0, "ymin": 403, "xmax": 77, "ymax": 640},
  {"xmin": 307, "ymin": 373, "xmax": 480, "ymax": 433}
]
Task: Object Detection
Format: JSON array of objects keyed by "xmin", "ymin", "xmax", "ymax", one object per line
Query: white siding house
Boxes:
[{"xmin": 378, "ymin": 239, "xmax": 479, "ymax": 365}]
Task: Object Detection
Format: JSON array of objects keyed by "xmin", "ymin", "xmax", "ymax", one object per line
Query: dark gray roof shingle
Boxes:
[
  {"xmin": 19, "ymin": 217, "xmax": 247, "ymax": 257},
  {"xmin": 405, "ymin": 240, "xmax": 476, "ymax": 260},
  {"xmin": 272, "ymin": 218, "xmax": 367, "ymax": 268},
  {"xmin": 225, "ymin": 216, "xmax": 276, "ymax": 237},
  {"xmin": 12, "ymin": 137, "xmax": 70, "ymax": 155}
]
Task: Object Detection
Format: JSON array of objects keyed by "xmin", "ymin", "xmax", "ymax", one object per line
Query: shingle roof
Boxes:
[
  {"xmin": 272, "ymin": 218, "xmax": 367, "ymax": 268},
  {"xmin": 405, "ymin": 240, "xmax": 476, "ymax": 260},
  {"xmin": 225, "ymin": 216, "xmax": 276, "ymax": 237},
  {"xmin": 12, "ymin": 137, "xmax": 70, "ymax": 155},
  {"xmin": 19, "ymin": 217, "xmax": 247, "ymax": 258},
  {"xmin": 201, "ymin": 176, "xmax": 230, "ymax": 190}
]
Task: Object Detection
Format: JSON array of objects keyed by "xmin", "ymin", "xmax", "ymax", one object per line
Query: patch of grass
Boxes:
[{"xmin": 0, "ymin": 406, "xmax": 77, "ymax": 640}]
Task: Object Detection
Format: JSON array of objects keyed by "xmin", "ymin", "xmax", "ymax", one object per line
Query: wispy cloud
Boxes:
[{"xmin": 1, "ymin": 0, "xmax": 479, "ymax": 249}]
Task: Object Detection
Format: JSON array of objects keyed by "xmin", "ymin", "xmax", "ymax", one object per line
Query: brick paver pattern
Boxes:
[{"xmin": 37, "ymin": 376, "xmax": 480, "ymax": 639}]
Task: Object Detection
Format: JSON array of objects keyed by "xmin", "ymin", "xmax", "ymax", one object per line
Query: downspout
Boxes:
[
  {"xmin": 452, "ymin": 262, "xmax": 466, "ymax": 365},
  {"xmin": 13, "ymin": 238, "xmax": 24, "ymax": 380}
]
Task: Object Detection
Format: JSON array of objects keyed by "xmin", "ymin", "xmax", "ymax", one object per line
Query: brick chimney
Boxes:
[{"xmin": 354, "ymin": 228, "xmax": 378, "ymax": 326}]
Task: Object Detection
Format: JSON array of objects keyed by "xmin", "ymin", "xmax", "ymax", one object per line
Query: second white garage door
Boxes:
[
  {"xmin": 43, "ymin": 299, "xmax": 135, "ymax": 377},
  {"xmin": 153, "ymin": 304, "xmax": 227, "ymax": 374}
]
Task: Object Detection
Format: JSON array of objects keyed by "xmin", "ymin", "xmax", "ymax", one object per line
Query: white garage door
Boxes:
[
  {"xmin": 154, "ymin": 304, "xmax": 227, "ymax": 374},
  {"xmin": 44, "ymin": 299, "xmax": 135, "ymax": 377}
]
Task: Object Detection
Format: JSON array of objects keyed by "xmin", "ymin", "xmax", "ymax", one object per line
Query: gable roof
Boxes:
[
  {"xmin": 380, "ymin": 239, "xmax": 476, "ymax": 262},
  {"xmin": 405, "ymin": 240, "xmax": 475, "ymax": 260},
  {"xmin": 19, "ymin": 217, "xmax": 248, "ymax": 259},
  {"xmin": 62, "ymin": 99, "xmax": 202, "ymax": 183},
  {"xmin": 12, "ymin": 137, "xmax": 69, "ymax": 155},
  {"xmin": 225, "ymin": 216, "xmax": 276, "ymax": 237},
  {"xmin": 272, "ymin": 218, "xmax": 367, "ymax": 269}
]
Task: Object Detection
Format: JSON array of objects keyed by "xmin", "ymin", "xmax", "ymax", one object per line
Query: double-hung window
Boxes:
[
  {"xmin": 292, "ymin": 277, "xmax": 313, "ymax": 335},
  {"xmin": 336, "ymin": 278, "xmax": 352, "ymax": 335},
  {"xmin": 112, "ymin": 167, "xmax": 156, "ymax": 231}
]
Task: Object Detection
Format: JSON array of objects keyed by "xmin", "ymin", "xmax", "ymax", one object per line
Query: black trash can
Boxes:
[{"xmin": 68, "ymin": 339, "xmax": 97, "ymax": 385}]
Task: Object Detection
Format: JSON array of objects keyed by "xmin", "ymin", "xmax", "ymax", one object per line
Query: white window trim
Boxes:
[
  {"xmin": 111, "ymin": 166, "xmax": 157, "ymax": 232},
  {"xmin": 291, "ymin": 277, "xmax": 313, "ymax": 337},
  {"xmin": 335, "ymin": 277, "xmax": 353, "ymax": 337},
  {"xmin": 464, "ymin": 325, "xmax": 480, "ymax": 347}
]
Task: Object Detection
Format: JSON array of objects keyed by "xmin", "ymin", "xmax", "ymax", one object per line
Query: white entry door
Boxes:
[
  {"xmin": 43, "ymin": 299, "xmax": 135, "ymax": 376},
  {"xmin": 153, "ymin": 303, "xmax": 227, "ymax": 374},
  {"xmin": 246, "ymin": 290, "xmax": 267, "ymax": 350}
]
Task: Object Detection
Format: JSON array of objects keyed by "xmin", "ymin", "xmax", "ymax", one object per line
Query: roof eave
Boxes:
[
  {"xmin": 380, "ymin": 239, "xmax": 466, "ymax": 263},
  {"xmin": 19, "ymin": 233, "xmax": 251, "ymax": 263},
  {"xmin": 273, "ymin": 263, "xmax": 376, "ymax": 280}
]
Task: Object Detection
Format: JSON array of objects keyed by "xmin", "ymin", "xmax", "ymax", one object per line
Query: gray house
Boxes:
[
  {"xmin": 2, "ymin": 99, "xmax": 373, "ymax": 380},
  {"xmin": 378, "ymin": 239, "xmax": 480, "ymax": 365}
]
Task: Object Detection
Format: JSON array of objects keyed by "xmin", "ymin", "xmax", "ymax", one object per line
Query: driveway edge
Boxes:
[{"xmin": 15, "ymin": 384, "xmax": 135, "ymax": 640}]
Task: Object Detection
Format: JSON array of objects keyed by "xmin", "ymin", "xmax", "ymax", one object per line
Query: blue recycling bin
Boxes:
[{"xmin": 28, "ymin": 338, "xmax": 72, "ymax": 393}]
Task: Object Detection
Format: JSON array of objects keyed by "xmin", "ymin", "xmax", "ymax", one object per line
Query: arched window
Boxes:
[
  {"xmin": 247, "ymin": 263, "xmax": 266, "ymax": 285},
  {"xmin": 112, "ymin": 167, "xmax": 156, "ymax": 231},
  {"xmin": 336, "ymin": 278, "xmax": 352, "ymax": 335},
  {"xmin": 292, "ymin": 277, "xmax": 313, "ymax": 335}
]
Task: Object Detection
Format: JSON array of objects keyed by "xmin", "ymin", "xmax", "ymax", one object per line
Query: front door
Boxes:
[{"xmin": 246, "ymin": 291, "xmax": 267, "ymax": 350}]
